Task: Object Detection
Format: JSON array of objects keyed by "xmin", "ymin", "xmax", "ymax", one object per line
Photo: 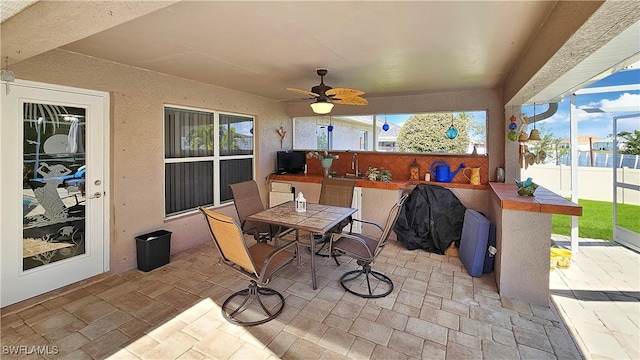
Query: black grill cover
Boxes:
[{"xmin": 394, "ymin": 184, "xmax": 466, "ymax": 254}]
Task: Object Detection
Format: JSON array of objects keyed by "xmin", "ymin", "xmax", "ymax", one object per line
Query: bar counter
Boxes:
[{"xmin": 488, "ymin": 183, "xmax": 581, "ymax": 306}]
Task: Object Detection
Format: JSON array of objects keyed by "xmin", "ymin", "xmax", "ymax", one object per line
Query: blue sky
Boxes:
[{"xmin": 522, "ymin": 64, "xmax": 640, "ymax": 140}]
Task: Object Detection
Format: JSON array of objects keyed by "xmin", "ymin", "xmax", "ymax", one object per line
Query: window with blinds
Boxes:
[{"xmin": 164, "ymin": 106, "xmax": 254, "ymax": 216}]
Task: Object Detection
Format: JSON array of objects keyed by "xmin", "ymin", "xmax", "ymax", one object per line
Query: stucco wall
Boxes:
[
  {"xmin": 12, "ymin": 49, "xmax": 293, "ymax": 274},
  {"xmin": 522, "ymin": 164, "xmax": 640, "ymax": 204}
]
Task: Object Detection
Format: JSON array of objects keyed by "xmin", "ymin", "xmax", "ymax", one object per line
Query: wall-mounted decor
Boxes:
[{"xmin": 277, "ymin": 126, "xmax": 286, "ymax": 148}]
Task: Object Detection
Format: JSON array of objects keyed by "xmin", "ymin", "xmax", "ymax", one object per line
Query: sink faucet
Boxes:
[{"xmin": 351, "ymin": 152, "xmax": 360, "ymax": 177}]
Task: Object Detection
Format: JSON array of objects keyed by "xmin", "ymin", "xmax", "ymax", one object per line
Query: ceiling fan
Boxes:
[{"xmin": 287, "ymin": 69, "xmax": 368, "ymax": 114}]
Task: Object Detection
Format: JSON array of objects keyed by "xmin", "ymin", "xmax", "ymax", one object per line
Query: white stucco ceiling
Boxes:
[{"xmin": 2, "ymin": 1, "xmax": 639, "ymax": 105}]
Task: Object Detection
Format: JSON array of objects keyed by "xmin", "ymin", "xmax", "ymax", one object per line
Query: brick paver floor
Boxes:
[
  {"xmin": 551, "ymin": 236, "xmax": 640, "ymax": 360},
  {"xmin": 2, "ymin": 233, "xmax": 582, "ymax": 359}
]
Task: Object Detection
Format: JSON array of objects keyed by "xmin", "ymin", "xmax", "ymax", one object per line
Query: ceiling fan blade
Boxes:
[
  {"xmin": 332, "ymin": 96, "xmax": 368, "ymax": 105},
  {"xmin": 287, "ymin": 88, "xmax": 319, "ymax": 97},
  {"xmin": 275, "ymin": 98, "xmax": 312, "ymax": 103},
  {"xmin": 326, "ymin": 88, "xmax": 365, "ymax": 97}
]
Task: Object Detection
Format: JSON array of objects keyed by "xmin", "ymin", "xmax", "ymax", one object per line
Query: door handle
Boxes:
[{"xmin": 90, "ymin": 192, "xmax": 102, "ymax": 199}]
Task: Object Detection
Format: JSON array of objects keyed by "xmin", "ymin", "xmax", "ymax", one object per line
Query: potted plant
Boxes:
[
  {"xmin": 366, "ymin": 167, "xmax": 380, "ymax": 181},
  {"xmin": 379, "ymin": 168, "xmax": 392, "ymax": 182}
]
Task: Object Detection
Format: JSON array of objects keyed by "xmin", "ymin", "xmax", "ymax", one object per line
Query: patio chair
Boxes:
[
  {"xmin": 313, "ymin": 177, "xmax": 355, "ymax": 256},
  {"xmin": 330, "ymin": 193, "xmax": 409, "ymax": 298},
  {"xmin": 199, "ymin": 207, "xmax": 299, "ymax": 326},
  {"xmin": 230, "ymin": 180, "xmax": 295, "ymax": 243}
]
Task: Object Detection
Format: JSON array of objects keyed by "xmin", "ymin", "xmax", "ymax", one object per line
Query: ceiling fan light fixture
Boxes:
[
  {"xmin": 310, "ymin": 101, "xmax": 333, "ymax": 114},
  {"xmin": 289, "ymin": 69, "xmax": 366, "ymax": 113}
]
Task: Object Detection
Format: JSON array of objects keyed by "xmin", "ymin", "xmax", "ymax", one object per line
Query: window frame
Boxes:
[{"xmin": 163, "ymin": 104, "xmax": 255, "ymax": 218}]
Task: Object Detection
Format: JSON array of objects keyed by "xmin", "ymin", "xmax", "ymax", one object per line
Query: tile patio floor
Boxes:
[
  {"xmin": 1, "ymin": 233, "xmax": 586, "ymax": 360},
  {"xmin": 550, "ymin": 236, "xmax": 640, "ymax": 360}
]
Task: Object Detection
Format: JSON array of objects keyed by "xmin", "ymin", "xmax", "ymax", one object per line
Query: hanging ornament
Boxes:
[
  {"xmin": 382, "ymin": 114, "xmax": 389, "ymax": 132},
  {"xmin": 507, "ymin": 114, "xmax": 521, "ymax": 142},
  {"xmin": 446, "ymin": 113, "xmax": 458, "ymax": 139},
  {"xmin": 327, "ymin": 116, "xmax": 333, "ymax": 132},
  {"xmin": 1, "ymin": 56, "xmax": 15, "ymax": 95},
  {"xmin": 528, "ymin": 102, "xmax": 541, "ymax": 141}
]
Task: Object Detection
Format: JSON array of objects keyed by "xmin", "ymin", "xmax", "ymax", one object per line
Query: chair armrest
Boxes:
[
  {"xmin": 330, "ymin": 233, "xmax": 373, "ymax": 258},
  {"xmin": 260, "ymin": 238, "xmax": 299, "ymax": 280},
  {"xmin": 351, "ymin": 218, "xmax": 383, "ymax": 232}
]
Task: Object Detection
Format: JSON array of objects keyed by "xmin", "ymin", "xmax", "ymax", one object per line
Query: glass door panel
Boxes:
[
  {"xmin": 613, "ymin": 114, "xmax": 640, "ymax": 252},
  {"xmin": 23, "ymin": 103, "xmax": 87, "ymax": 270}
]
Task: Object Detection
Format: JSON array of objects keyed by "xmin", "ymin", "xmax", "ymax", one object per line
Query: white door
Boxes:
[
  {"xmin": 1, "ymin": 80, "xmax": 109, "ymax": 306},
  {"xmin": 613, "ymin": 113, "xmax": 640, "ymax": 252}
]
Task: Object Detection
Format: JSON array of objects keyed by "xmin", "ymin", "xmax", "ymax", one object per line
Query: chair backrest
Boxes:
[
  {"xmin": 229, "ymin": 180, "xmax": 266, "ymax": 224},
  {"xmin": 199, "ymin": 207, "xmax": 257, "ymax": 276},
  {"xmin": 374, "ymin": 193, "xmax": 409, "ymax": 256},
  {"xmin": 319, "ymin": 177, "xmax": 355, "ymax": 207}
]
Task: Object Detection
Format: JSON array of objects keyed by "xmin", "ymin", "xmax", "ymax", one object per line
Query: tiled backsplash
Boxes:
[{"xmin": 305, "ymin": 151, "xmax": 490, "ymax": 184}]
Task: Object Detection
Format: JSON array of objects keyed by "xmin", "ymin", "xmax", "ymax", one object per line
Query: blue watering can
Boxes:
[{"xmin": 430, "ymin": 160, "xmax": 466, "ymax": 182}]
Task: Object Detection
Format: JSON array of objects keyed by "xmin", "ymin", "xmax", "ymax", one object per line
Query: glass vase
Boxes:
[{"xmin": 320, "ymin": 158, "xmax": 333, "ymax": 177}]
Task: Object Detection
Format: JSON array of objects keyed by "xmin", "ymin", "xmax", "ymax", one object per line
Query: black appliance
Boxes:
[{"xmin": 276, "ymin": 151, "xmax": 306, "ymax": 174}]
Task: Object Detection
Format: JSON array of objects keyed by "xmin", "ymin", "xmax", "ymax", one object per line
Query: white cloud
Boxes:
[
  {"xmin": 571, "ymin": 93, "xmax": 640, "ymax": 125},
  {"xmin": 617, "ymin": 116, "xmax": 640, "ymax": 132},
  {"xmin": 542, "ymin": 112, "xmax": 570, "ymax": 124},
  {"xmin": 600, "ymin": 93, "xmax": 640, "ymax": 110},
  {"xmin": 574, "ymin": 107, "xmax": 607, "ymax": 122}
]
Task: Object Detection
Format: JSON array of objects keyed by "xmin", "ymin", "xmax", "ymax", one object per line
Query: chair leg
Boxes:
[
  {"xmin": 315, "ymin": 240, "xmax": 332, "ymax": 257},
  {"xmin": 309, "ymin": 233, "xmax": 332, "ymax": 257},
  {"xmin": 332, "ymin": 255, "xmax": 340, "ymax": 266},
  {"xmin": 330, "ymin": 242, "xmax": 341, "ymax": 266},
  {"xmin": 221, "ymin": 280, "xmax": 285, "ymax": 326},
  {"xmin": 339, "ymin": 262, "xmax": 393, "ymax": 298}
]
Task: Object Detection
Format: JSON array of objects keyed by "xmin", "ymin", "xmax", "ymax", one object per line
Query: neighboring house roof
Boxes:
[{"xmin": 559, "ymin": 136, "xmax": 601, "ymax": 144}]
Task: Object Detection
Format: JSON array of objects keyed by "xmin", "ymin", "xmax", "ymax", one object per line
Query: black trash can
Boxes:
[{"xmin": 135, "ymin": 230, "xmax": 172, "ymax": 272}]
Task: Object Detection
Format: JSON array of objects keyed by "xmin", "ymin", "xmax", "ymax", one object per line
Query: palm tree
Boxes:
[
  {"xmin": 617, "ymin": 130, "xmax": 640, "ymax": 155},
  {"xmin": 220, "ymin": 126, "xmax": 240, "ymax": 153},
  {"xmin": 188, "ymin": 125, "xmax": 215, "ymax": 150}
]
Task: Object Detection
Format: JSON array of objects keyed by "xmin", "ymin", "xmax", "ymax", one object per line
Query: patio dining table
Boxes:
[{"xmin": 246, "ymin": 201, "xmax": 357, "ymax": 290}]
